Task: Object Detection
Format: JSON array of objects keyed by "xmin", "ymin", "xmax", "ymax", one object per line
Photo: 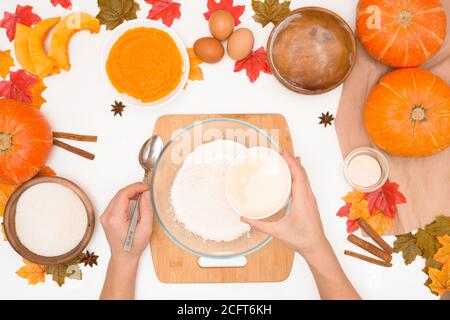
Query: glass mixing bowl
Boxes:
[{"xmin": 151, "ymin": 118, "xmax": 288, "ymax": 259}]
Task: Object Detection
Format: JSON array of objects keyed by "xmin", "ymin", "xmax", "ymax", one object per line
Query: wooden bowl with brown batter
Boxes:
[{"xmin": 267, "ymin": 7, "xmax": 356, "ymax": 95}]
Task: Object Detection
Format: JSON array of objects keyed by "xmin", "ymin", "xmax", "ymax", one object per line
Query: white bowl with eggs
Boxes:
[{"xmin": 225, "ymin": 147, "xmax": 292, "ymax": 220}]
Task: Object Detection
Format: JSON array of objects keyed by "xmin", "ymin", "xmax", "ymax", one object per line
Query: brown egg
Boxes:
[
  {"xmin": 227, "ymin": 28, "xmax": 254, "ymax": 61},
  {"xmin": 209, "ymin": 10, "xmax": 235, "ymax": 41},
  {"xmin": 193, "ymin": 37, "xmax": 225, "ymax": 64}
]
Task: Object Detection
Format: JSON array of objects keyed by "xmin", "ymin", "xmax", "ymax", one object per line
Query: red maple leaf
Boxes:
[
  {"xmin": 0, "ymin": 5, "xmax": 41, "ymax": 41},
  {"xmin": 0, "ymin": 70, "xmax": 38, "ymax": 104},
  {"xmin": 234, "ymin": 47, "xmax": 272, "ymax": 83},
  {"xmin": 50, "ymin": 0, "xmax": 72, "ymax": 9},
  {"xmin": 336, "ymin": 203, "xmax": 351, "ymax": 217},
  {"xmin": 203, "ymin": 0, "xmax": 245, "ymax": 26},
  {"xmin": 347, "ymin": 219, "xmax": 359, "ymax": 233},
  {"xmin": 146, "ymin": 0, "xmax": 181, "ymax": 27},
  {"xmin": 364, "ymin": 181, "xmax": 406, "ymax": 219}
]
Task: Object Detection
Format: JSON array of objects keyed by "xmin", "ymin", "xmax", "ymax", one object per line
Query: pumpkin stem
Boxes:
[
  {"xmin": 411, "ymin": 106, "xmax": 427, "ymax": 122},
  {"xmin": 0, "ymin": 132, "xmax": 12, "ymax": 153},
  {"xmin": 397, "ymin": 10, "xmax": 413, "ymax": 26}
]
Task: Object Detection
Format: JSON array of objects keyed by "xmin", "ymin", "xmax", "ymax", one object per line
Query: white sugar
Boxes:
[
  {"xmin": 170, "ymin": 139, "xmax": 251, "ymax": 242},
  {"xmin": 15, "ymin": 183, "xmax": 88, "ymax": 257}
]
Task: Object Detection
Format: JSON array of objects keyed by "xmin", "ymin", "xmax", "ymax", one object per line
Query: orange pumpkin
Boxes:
[
  {"xmin": 0, "ymin": 99, "xmax": 53, "ymax": 184},
  {"xmin": 357, "ymin": 0, "xmax": 447, "ymax": 67},
  {"xmin": 364, "ymin": 68, "xmax": 450, "ymax": 157}
]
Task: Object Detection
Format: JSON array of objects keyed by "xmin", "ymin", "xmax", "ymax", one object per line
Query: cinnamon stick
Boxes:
[
  {"xmin": 53, "ymin": 139, "xmax": 95, "ymax": 160},
  {"xmin": 344, "ymin": 250, "xmax": 392, "ymax": 268},
  {"xmin": 347, "ymin": 234, "xmax": 392, "ymax": 263},
  {"xmin": 357, "ymin": 218, "xmax": 393, "ymax": 254},
  {"xmin": 53, "ymin": 132, "xmax": 97, "ymax": 142}
]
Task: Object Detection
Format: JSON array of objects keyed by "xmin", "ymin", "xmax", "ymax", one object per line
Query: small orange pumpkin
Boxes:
[
  {"xmin": 357, "ymin": 0, "xmax": 447, "ymax": 67},
  {"xmin": 364, "ymin": 68, "xmax": 450, "ymax": 157},
  {"xmin": 0, "ymin": 99, "xmax": 53, "ymax": 184}
]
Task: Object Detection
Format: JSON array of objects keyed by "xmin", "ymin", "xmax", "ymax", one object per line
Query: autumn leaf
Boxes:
[
  {"xmin": 0, "ymin": 184, "xmax": 17, "ymax": 217},
  {"xmin": 336, "ymin": 203, "xmax": 351, "ymax": 217},
  {"xmin": 46, "ymin": 261, "xmax": 82, "ymax": 287},
  {"xmin": 428, "ymin": 260, "xmax": 450, "ymax": 296},
  {"xmin": 36, "ymin": 166, "xmax": 56, "ymax": 177},
  {"xmin": 434, "ymin": 235, "xmax": 450, "ymax": 264},
  {"xmin": 204, "ymin": 0, "xmax": 245, "ymax": 26},
  {"xmin": 0, "ymin": 70, "xmax": 38, "ymax": 104},
  {"xmin": 50, "ymin": 0, "xmax": 72, "ymax": 9},
  {"xmin": 425, "ymin": 216, "xmax": 450, "ymax": 237},
  {"xmin": 97, "ymin": 0, "xmax": 140, "ymax": 30},
  {"xmin": 234, "ymin": 47, "xmax": 271, "ymax": 83},
  {"xmin": 16, "ymin": 259, "xmax": 47, "ymax": 285},
  {"xmin": 146, "ymin": 0, "xmax": 181, "ymax": 27},
  {"xmin": 0, "ymin": 5, "xmax": 41, "ymax": 41},
  {"xmin": 187, "ymin": 48, "xmax": 204, "ymax": 81},
  {"xmin": 416, "ymin": 229, "xmax": 440, "ymax": 260},
  {"xmin": 364, "ymin": 181, "xmax": 406, "ymax": 219},
  {"xmin": 28, "ymin": 77, "xmax": 47, "ymax": 109},
  {"xmin": 346, "ymin": 219, "xmax": 359, "ymax": 233},
  {"xmin": 0, "ymin": 50, "xmax": 14, "ymax": 79},
  {"xmin": 251, "ymin": 0, "xmax": 290, "ymax": 27},
  {"xmin": 347, "ymin": 199, "xmax": 370, "ymax": 221},
  {"xmin": 366, "ymin": 210, "xmax": 393, "ymax": 235},
  {"xmin": 394, "ymin": 233, "xmax": 422, "ymax": 265},
  {"xmin": 342, "ymin": 191, "xmax": 365, "ymax": 204}
]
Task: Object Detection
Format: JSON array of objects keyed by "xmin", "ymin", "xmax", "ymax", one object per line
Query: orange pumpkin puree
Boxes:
[{"xmin": 106, "ymin": 27, "xmax": 183, "ymax": 103}]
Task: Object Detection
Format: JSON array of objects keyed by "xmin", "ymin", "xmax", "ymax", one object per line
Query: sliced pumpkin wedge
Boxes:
[
  {"xmin": 14, "ymin": 24, "xmax": 37, "ymax": 75},
  {"xmin": 49, "ymin": 13, "xmax": 100, "ymax": 71},
  {"xmin": 28, "ymin": 17, "xmax": 61, "ymax": 78}
]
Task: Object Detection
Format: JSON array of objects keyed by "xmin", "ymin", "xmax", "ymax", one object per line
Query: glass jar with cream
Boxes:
[{"xmin": 343, "ymin": 147, "xmax": 389, "ymax": 192}]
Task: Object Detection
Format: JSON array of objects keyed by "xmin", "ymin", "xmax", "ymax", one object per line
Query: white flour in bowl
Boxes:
[{"xmin": 170, "ymin": 139, "xmax": 251, "ymax": 242}]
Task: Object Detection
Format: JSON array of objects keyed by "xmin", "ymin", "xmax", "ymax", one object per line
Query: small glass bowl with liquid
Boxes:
[{"xmin": 343, "ymin": 147, "xmax": 389, "ymax": 192}]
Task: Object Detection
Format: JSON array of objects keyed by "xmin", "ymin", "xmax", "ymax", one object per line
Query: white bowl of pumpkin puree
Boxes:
[{"xmin": 104, "ymin": 19, "xmax": 189, "ymax": 107}]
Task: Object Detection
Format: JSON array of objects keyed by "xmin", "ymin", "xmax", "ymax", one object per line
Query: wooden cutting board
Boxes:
[{"xmin": 150, "ymin": 114, "xmax": 294, "ymax": 283}]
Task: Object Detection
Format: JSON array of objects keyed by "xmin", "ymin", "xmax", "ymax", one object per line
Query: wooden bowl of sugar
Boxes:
[{"xmin": 4, "ymin": 176, "xmax": 95, "ymax": 265}]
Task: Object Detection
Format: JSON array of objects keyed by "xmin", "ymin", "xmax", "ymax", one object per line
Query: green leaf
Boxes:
[
  {"xmin": 96, "ymin": 0, "xmax": 140, "ymax": 30},
  {"xmin": 394, "ymin": 232, "xmax": 422, "ymax": 265},
  {"xmin": 425, "ymin": 216, "xmax": 450, "ymax": 237},
  {"xmin": 416, "ymin": 229, "xmax": 440, "ymax": 259},
  {"xmin": 423, "ymin": 258, "xmax": 443, "ymax": 274},
  {"xmin": 251, "ymin": 0, "xmax": 291, "ymax": 27}
]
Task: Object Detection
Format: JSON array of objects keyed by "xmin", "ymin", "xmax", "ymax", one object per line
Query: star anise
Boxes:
[
  {"xmin": 111, "ymin": 101, "xmax": 126, "ymax": 117},
  {"xmin": 319, "ymin": 112, "xmax": 335, "ymax": 127},
  {"xmin": 80, "ymin": 251, "xmax": 98, "ymax": 267}
]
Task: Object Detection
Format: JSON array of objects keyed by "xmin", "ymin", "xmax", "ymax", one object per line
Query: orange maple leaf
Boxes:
[
  {"xmin": 16, "ymin": 259, "xmax": 47, "ymax": 285},
  {"xmin": 29, "ymin": 77, "xmax": 47, "ymax": 109},
  {"xmin": 366, "ymin": 210, "xmax": 393, "ymax": 235},
  {"xmin": 0, "ymin": 50, "xmax": 14, "ymax": 78},
  {"xmin": 428, "ymin": 260, "xmax": 450, "ymax": 296},
  {"xmin": 187, "ymin": 48, "xmax": 204, "ymax": 81},
  {"xmin": 434, "ymin": 235, "xmax": 450, "ymax": 264}
]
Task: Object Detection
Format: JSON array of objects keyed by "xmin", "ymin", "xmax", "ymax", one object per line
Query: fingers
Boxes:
[
  {"xmin": 280, "ymin": 150, "xmax": 312, "ymax": 198},
  {"xmin": 138, "ymin": 191, "xmax": 154, "ymax": 231},
  {"xmin": 241, "ymin": 217, "xmax": 279, "ymax": 237},
  {"xmin": 107, "ymin": 182, "xmax": 149, "ymax": 217}
]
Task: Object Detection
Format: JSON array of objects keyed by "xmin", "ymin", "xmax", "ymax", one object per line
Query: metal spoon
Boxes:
[{"xmin": 123, "ymin": 135, "xmax": 163, "ymax": 252}]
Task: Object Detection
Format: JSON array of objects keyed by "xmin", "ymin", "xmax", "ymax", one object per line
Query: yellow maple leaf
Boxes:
[
  {"xmin": 366, "ymin": 210, "xmax": 393, "ymax": 235},
  {"xmin": 29, "ymin": 78, "xmax": 47, "ymax": 109},
  {"xmin": 0, "ymin": 183, "xmax": 18, "ymax": 217},
  {"xmin": 16, "ymin": 259, "xmax": 47, "ymax": 285},
  {"xmin": 0, "ymin": 50, "xmax": 14, "ymax": 79},
  {"xmin": 348, "ymin": 199, "xmax": 370, "ymax": 220},
  {"xmin": 187, "ymin": 48, "xmax": 204, "ymax": 81},
  {"xmin": 434, "ymin": 235, "xmax": 450, "ymax": 264},
  {"xmin": 428, "ymin": 260, "xmax": 450, "ymax": 296},
  {"xmin": 342, "ymin": 191, "xmax": 365, "ymax": 204}
]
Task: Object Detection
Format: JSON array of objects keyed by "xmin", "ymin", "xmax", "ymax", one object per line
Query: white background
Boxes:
[{"xmin": 0, "ymin": 0, "xmax": 434, "ymax": 300}]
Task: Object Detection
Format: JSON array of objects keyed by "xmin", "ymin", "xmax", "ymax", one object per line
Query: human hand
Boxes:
[
  {"xmin": 100, "ymin": 183, "xmax": 154, "ymax": 264},
  {"xmin": 241, "ymin": 150, "xmax": 328, "ymax": 258}
]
